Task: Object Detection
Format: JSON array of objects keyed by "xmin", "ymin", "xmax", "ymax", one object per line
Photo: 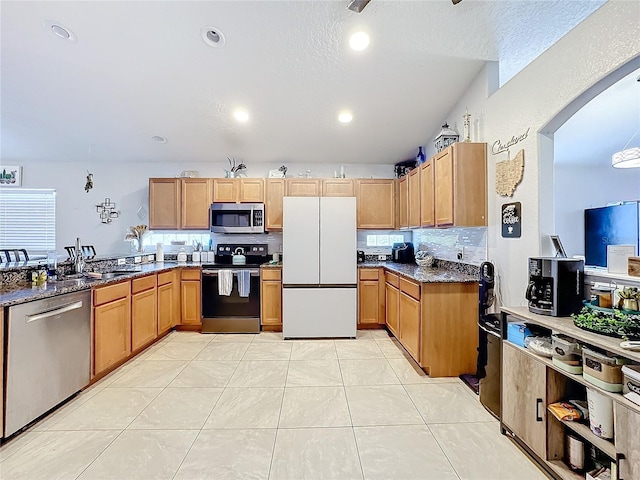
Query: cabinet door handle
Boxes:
[
  {"xmin": 535, "ymin": 398, "xmax": 543, "ymax": 422},
  {"xmin": 616, "ymin": 453, "xmax": 626, "ymax": 480}
]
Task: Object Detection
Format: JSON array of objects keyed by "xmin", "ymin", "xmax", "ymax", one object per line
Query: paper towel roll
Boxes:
[{"xmin": 156, "ymin": 243, "xmax": 164, "ymax": 262}]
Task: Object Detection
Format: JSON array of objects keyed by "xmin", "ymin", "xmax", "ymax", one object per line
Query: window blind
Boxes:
[{"xmin": 0, "ymin": 189, "xmax": 56, "ymax": 253}]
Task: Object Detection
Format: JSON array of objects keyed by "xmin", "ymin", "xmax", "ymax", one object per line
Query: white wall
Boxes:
[
  {"xmin": 437, "ymin": 1, "xmax": 640, "ymax": 307},
  {"xmin": 12, "ymin": 160, "xmax": 393, "ymax": 255},
  {"xmin": 554, "ymin": 164, "xmax": 640, "ymax": 257}
]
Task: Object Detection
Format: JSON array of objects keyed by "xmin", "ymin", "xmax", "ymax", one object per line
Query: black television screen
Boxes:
[{"xmin": 584, "ymin": 202, "xmax": 639, "ymax": 267}]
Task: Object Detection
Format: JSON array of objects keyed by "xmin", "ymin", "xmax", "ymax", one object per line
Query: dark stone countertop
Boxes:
[
  {"xmin": 0, "ymin": 262, "xmax": 202, "ymax": 308},
  {"xmin": 358, "ymin": 261, "xmax": 477, "ymax": 284}
]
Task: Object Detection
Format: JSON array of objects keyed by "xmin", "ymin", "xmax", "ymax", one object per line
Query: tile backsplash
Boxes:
[{"xmin": 412, "ymin": 227, "xmax": 487, "ymax": 266}]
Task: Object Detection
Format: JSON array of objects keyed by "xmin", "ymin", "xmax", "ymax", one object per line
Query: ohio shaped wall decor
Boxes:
[{"xmin": 495, "ymin": 149, "xmax": 524, "ymax": 197}]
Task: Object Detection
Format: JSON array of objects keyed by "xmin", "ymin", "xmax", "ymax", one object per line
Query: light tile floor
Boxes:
[{"xmin": 0, "ymin": 330, "xmax": 547, "ymax": 480}]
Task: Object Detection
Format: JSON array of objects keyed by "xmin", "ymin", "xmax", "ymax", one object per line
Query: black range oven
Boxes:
[{"xmin": 201, "ymin": 243, "xmax": 268, "ymax": 334}]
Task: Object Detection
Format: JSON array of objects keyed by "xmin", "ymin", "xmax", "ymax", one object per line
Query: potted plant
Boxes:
[{"xmin": 618, "ymin": 287, "xmax": 639, "ymax": 312}]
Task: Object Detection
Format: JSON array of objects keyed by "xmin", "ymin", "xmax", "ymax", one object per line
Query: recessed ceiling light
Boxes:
[
  {"xmin": 43, "ymin": 20, "xmax": 77, "ymax": 43},
  {"xmin": 201, "ymin": 25, "xmax": 226, "ymax": 48},
  {"xmin": 349, "ymin": 32, "xmax": 369, "ymax": 51},
  {"xmin": 151, "ymin": 135, "xmax": 167, "ymax": 144},
  {"xmin": 338, "ymin": 111, "xmax": 353, "ymax": 124},
  {"xmin": 233, "ymin": 109, "xmax": 249, "ymax": 123}
]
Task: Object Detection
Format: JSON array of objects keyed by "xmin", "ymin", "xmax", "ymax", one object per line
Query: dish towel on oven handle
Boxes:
[
  {"xmin": 238, "ymin": 270, "xmax": 251, "ymax": 298},
  {"xmin": 218, "ymin": 270, "xmax": 233, "ymax": 296}
]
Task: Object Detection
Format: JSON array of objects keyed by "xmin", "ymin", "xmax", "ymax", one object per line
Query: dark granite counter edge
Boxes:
[
  {"xmin": 0, "ymin": 262, "xmax": 202, "ymax": 308},
  {"xmin": 357, "ymin": 261, "xmax": 478, "ymax": 284}
]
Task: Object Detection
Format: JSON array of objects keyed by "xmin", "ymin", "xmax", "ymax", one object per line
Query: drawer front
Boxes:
[
  {"xmin": 399, "ymin": 277, "xmax": 420, "ymax": 300},
  {"xmin": 385, "ymin": 271, "xmax": 399, "ymax": 288},
  {"xmin": 93, "ymin": 281, "xmax": 130, "ymax": 306},
  {"xmin": 132, "ymin": 274, "xmax": 157, "ymax": 294},
  {"xmin": 359, "ymin": 268, "xmax": 379, "ymax": 281},
  {"xmin": 157, "ymin": 271, "xmax": 174, "ymax": 286},
  {"xmin": 262, "ymin": 268, "xmax": 282, "ymax": 281},
  {"xmin": 181, "ymin": 268, "xmax": 201, "ymax": 281}
]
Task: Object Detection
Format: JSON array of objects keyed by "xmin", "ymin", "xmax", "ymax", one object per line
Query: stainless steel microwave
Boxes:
[{"xmin": 210, "ymin": 203, "xmax": 265, "ymax": 234}]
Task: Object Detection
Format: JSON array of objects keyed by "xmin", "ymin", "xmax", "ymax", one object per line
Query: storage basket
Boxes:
[
  {"xmin": 622, "ymin": 365, "xmax": 640, "ymax": 406},
  {"xmin": 582, "ymin": 347, "xmax": 628, "ymax": 392},
  {"xmin": 552, "ymin": 334, "xmax": 582, "ymax": 374}
]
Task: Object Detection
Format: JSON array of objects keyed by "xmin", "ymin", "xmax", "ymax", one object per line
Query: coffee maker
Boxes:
[{"xmin": 526, "ymin": 257, "xmax": 584, "ymax": 316}]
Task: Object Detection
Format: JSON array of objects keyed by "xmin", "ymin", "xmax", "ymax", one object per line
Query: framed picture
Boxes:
[
  {"xmin": 268, "ymin": 169, "xmax": 285, "ymax": 178},
  {"xmin": 501, "ymin": 202, "xmax": 521, "ymax": 238},
  {"xmin": 0, "ymin": 166, "xmax": 22, "ymax": 187}
]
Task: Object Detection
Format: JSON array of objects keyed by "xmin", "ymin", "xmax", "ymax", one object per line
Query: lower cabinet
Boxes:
[
  {"xmin": 358, "ymin": 268, "xmax": 385, "ymax": 327},
  {"xmin": 501, "ymin": 342, "xmax": 547, "ymax": 459},
  {"xmin": 131, "ymin": 275, "xmax": 157, "ymax": 351},
  {"xmin": 615, "ymin": 403, "xmax": 640, "ymax": 480},
  {"xmin": 261, "ymin": 267, "xmax": 282, "ymax": 329},
  {"xmin": 180, "ymin": 269, "xmax": 202, "ymax": 325},
  {"xmin": 157, "ymin": 270, "xmax": 179, "ymax": 334},
  {"xmin": 385, "ymin": 273, "xmax": 399, "ymax": 337},
  {"xmin": 93, "ymin": 282, "xmax": 131, "ymax": 376},
  {"xmin": 399, "ymin": 291, "xmax": 420, "ymax": 360}
]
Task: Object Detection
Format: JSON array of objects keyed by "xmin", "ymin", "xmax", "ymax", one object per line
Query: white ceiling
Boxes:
[
  {"xmin": 1, "ymin": 1, "xmax": 602, "ymax": 165},
  {"xmin": 555, "ymin": 66, "xmax": 640, "ymax": 166}
]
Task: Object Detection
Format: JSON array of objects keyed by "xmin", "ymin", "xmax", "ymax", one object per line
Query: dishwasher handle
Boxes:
[{"xmin": 26, "ymin": 301, "xmax": 84, "ymax": 323}]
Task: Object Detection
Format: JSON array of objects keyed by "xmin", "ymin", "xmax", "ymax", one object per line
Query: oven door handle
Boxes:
[
  {"xmin": 202, "ymin": 270, "xmax": 260, "ymax": 277},
  {"xmin": 250, "ymin": 207, "xmax": 254, "ymax": 229}
]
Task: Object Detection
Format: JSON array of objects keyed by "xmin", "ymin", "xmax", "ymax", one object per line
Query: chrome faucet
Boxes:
[{"xmin": 74, "ymin": 237, "xmax": 85, "ymax": 274}]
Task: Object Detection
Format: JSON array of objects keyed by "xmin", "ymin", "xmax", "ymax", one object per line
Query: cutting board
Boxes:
[{"xmin": 629, "ymin": 257, "xmax": 640, "ymax": 277}]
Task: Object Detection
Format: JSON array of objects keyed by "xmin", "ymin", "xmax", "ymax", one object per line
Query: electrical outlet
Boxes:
[
  {"xmin": 117, "ymin": 258, "xmax": 126, "ymax": 265},
  {"xmin": 134, "ymin": 256, "xmax": 142, "ymax": 263},
  {"xmin": 378, "ymin": 254, "xmax": 387, "ymax": 261}
]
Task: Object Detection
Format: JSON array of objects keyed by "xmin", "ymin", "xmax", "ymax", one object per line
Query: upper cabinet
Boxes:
[
  {"xmin": 434, "ymin": 142, "xmax": 487, "ymax": 227},
  {"xmin": 420, "ymin": 159, "xmax": 435, "ymax": 227},
  {"xmin": 149, "ymin": 178, "xmax": 181, "ymax": 229},
  {"xmin": 212, "ymin": 178, "xmax": 264, "ymax": 203},
  {"xmin": 398, "ymin": 177, "xmax": 408, "ymax": 229},
  {"xmin": 322, "ymin": 179, "xmax": 355, "ymax": 197},
  {"xmin": 149, "ymin": 178, "xmax": 212, "ymax": 230},
  {"xmin": 181, "ymin": 179, "xmax": 211, "ymax": 229},
  {"xmin": 266, "ymin": 179, "xmax": 286, "ymax": 231},
  {"xmin": 286, "ymin": 179, "xmax": 320, "ymax": 197},
  {"xmin": 356, "ymin": 179, "xmax": 396, "ymax": 229},
  {"xmin": 408, "ymin": 168, "xmax": 420, "ymax": 228}
]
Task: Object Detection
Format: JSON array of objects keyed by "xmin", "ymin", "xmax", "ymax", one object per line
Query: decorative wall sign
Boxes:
[
  {"xmin": 502, "ymin": 202, "xmax": 521, "ymax": 238},
  {"xmin": 491, "ymin": 128, "xmax": 530, "ymax": 155},
  {"xmin": 96, "ymin": 197, "xmax": 119, "ymax": 224},
  {"xmin": 496, "ymin": 149, "xmax": 524, "ymax": 197},
  {"xmin": 0, "ymin": 166, "xmax": 22, "ymax": 186}
]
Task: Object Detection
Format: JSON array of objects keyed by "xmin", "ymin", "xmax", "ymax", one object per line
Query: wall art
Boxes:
[
  {"xmin": 0, "ymin": 166, "xmax": 22, "ymax": 187},
  {"xmin": 496, "ymin": 149, "xmax": 524, "ymax": 197},
  {"xmin": 501, "ymin": 202, "xmax": 522, "ymax": 238}
]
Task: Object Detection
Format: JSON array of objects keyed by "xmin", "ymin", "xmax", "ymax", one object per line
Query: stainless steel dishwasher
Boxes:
[{"xmin": 5, "ymin": 290, "xmax": 91, "ymax": 437}]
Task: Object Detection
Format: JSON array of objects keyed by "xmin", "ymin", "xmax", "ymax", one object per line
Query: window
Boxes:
[
  {"xmin": 366, "ymin": 234, "xmax": 406, "ymax": 247},
  {"xmin": 0, "ymin": 189, "xmax": 56, "ymax": 253}
]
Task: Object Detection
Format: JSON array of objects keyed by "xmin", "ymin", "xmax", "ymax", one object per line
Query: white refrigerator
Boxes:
[{"xmin": 282, "ymin": 196, "xmax": 357, "ymax": 339}]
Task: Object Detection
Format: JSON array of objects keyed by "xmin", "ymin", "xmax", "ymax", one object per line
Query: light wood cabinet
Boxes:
[
  {"xmin": 212, "ymin": 178, "xmax": 238, "ymax": 203},
  {"xmin": 266, "ymin": 179, "xmax": 286, "ymax": 231},
  {"xmin": 399, "ymin": 288, "xmax": 420, "ymax": 360},
  {"xmin": 502, "ymin": 342, "xmax": 547, "ymax": 459},
  {"xmin": 434, "ymin": 142, "xmax": 487, "ymax": 227},
  {"xmin": 131, "ymin": 285, "xmax": 157, "ymax": 351},
  {"xmin": 149, "ymin": 178, "xmax": 180, "ymax": 229},
  {"xmin": 399, "ymin": 177, "xmax": 408, "ymax": 228},
  {"xmin": 261, "ymin": 268, "xmax": 282, "ymax": 328},
  {"xmin": 212, "ymin": 178, "xmax": 264, "ymax": 203},
  {"xmin": 181, "ymin": 179, "xmax": 211, "ymax": 229},
  {"xmin": 420, "ymin": 282, "xmax": 479, "ymax": 377},
  {"xmin": 157, "ymin": 270, "xmax": 179, "ymax": 334},
  {"xmin": 322, "ymin": 179, "xmax": 355, "ymax": 197},
  {"xmin": 420, "ymin": 159, "xmax": 435, "ymax": 227},
  {"xmin": 286, "ymin": 179, "xmax": 320, "ymax": 197},
  {"xmin": 356, "ymin": 179, "xmax": 396, "ymax": 229},
  {"xmin": 385, "ymin": 279, "xmax": 399, "ymax": 338},
  {"xmin": 358, "ymin": 268, "xmax": 385, "ymax": 326},
  {"xmin": 180, "ymin": 269, "xmax": 201, "ymax": 325},
  {"xmin": 94, "ymin": 290, "xmax": 131, "ymax": 376},
  {"xmin": 615, "ymin": 403, "xmax": 640, "ymax": 480},
  {"xmin": 408, "ymin": 168, "xmax": 420, "ymax": 228}
]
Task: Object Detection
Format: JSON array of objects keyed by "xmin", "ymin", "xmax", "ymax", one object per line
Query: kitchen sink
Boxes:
[{"xmin": 99, "ymin": 272, "xmax": 129, "ymax": 279}]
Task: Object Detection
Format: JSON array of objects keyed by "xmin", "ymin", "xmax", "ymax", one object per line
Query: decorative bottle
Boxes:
[{"xmin": 416, "ymin": 146, "xmax": 426, "ymax": 164}]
